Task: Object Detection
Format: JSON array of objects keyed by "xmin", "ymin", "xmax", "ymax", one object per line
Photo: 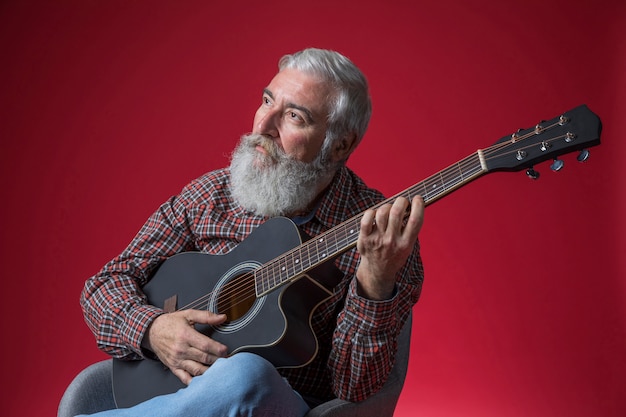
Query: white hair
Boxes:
[{"xmin": 278, "ymin": 48, "xmax": 372, "ymax": 162}]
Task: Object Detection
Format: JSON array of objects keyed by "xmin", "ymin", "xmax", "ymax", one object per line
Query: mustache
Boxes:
[{"xmin": 240, "ymin": 133, "xmax": 285, "ymax": 161}]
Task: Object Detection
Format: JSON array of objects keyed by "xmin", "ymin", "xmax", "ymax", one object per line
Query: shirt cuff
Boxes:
[
  {"xmin": 343, "ymin": 278, "xmax": 400, "ymax": 333},
  {"xmin": 120, "ymin": 304, "xmax": 164, "ymax": 358}
]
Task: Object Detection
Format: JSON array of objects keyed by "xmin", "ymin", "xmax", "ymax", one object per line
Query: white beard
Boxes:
[{"xmin": 229, "ymin": 133, "xmax": 339, "ymax": 217}]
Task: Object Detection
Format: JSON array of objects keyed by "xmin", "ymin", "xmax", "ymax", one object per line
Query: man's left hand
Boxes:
[{"xmin": 356, "ymin": 195, "xmax": 424, "ymax": 300}]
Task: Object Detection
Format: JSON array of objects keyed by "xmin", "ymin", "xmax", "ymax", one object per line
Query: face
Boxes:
[
  {"xmin": 252, "ymin": 68, "xmax": 334, "ymax": 164},
  {"xmin": 229, "ymin": 68, "xmax": 349, "ymax": 217}
]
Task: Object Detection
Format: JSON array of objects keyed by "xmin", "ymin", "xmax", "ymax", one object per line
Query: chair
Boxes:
[{"xmin": 58, "ymin": 315, "xmax": 412, "ymax": 417}]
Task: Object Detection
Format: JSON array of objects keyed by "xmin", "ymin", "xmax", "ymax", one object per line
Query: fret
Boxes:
[
  {"xmin": 341, "ymin": 221, "xmax": 357, "ymax": 248},
  {"xmin": 421, "ymin": 181, "xmax": 429, "ymax": 201},
  {"xmin": 254, "ymin": 266, "xmax": 267, "ymax": 296},
  {"xmin": 316, "ymin": 235, "xmax": 328, "ymax": 263},
  {"xmin": 327, "ymin": 226, "xmax": 343, "ymax": 256},
  {"xmin": 291, "ymin": 246, "xmax": 303, "ymax": 275},
  {"xmin": 424, "ymin": 175, "xmax": 443, "ymax": 201},
  {"xmin": 261, "ymin": 265, "xmax": 268, "ymax": 290},
  {"xmin": 439, "ymin": 171, "xmax": 447, "ymax": 192},
  {"xmin": 302, "ymin": 239, "xmax": 313, "ymax": 270},
  {"xmin": 278, "ymin": 253, "xmax": 288, "ymax": 283},
  {"xmin": 269, "ymin": 259, "xmax": 279, "ymax": 290}
]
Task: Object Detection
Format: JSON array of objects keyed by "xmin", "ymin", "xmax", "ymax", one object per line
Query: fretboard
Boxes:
[{"xmin": 255, "ymin": 150, "xmax": 487, "ymax": 296}]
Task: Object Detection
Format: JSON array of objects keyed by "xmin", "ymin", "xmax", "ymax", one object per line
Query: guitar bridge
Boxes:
[{"xmin": 163, "ymin": 295, "xmax": 178, "ymax": 313}]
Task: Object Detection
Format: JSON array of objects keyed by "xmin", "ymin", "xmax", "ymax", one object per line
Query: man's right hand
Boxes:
[{"xmin": 142, "ymin": 309, "xmax": 229, "ymax": 385}]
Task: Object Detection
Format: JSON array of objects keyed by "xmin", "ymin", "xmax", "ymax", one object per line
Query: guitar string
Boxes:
[
  {"xmin": 176, "ymin": 123, "xmax": 571, "ymax": 314},
  {"xmin": 179, "ymin": 129, "xmax": 570, "ymax": 314},
  {"xmin": 182, "ymin": 146, "xmax": 493, "ymax": 312},
  {"xmin": 181, "ymin": 129, "xmax": 571, "ymax": 315}
]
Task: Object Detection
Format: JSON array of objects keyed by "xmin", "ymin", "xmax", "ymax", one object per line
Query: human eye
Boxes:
[{"xmin": 286, "ymin": 110, "xmax": 305, "ymax": 124}]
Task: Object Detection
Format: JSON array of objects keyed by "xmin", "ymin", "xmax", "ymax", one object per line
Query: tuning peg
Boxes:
[
  {"xmin": 526, "ymin": 167, "xmax": 540, "ymax": 180},
  {"xmin": 550, "ymin": 158, "xmax": 564, "ymax": 172},
  {"xmin": 577, "ymin": 149, "xmax": 590, "ymax": 162}
]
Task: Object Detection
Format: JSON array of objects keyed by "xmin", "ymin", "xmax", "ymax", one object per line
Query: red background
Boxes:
[{"xmin": 1, "ymin": 1, "xmax": 624, "ymax": 416}]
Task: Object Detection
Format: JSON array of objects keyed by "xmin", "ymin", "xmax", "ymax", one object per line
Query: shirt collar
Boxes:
[{"xmin": 306, "ymin": 165, "xmax": 354, "ymax": 229}]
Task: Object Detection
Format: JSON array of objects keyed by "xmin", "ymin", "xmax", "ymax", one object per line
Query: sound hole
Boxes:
[{"xmin": 216, "ymin": 274, "xmax": 256, "ymax": 323}]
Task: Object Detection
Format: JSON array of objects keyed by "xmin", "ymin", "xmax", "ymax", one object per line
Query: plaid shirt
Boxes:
[{"xmin": 81, "ymin": 165, "xmax": 423, "ymax": 402}]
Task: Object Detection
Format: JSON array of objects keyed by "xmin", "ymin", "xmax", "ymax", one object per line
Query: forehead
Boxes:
[{"xmin": 266, "ymin": 68, "xmax": 334, "ymax": 116}]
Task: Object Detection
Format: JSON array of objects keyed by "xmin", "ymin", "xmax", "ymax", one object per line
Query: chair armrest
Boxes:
[{"xmin": 305, "ymin": 314, "xmax": 412, "ymax": 417}]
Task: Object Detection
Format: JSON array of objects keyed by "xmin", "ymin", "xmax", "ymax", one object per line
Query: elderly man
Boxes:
[{"xmin": 80, "ymin": 48, "xmax": 425, "ymax": 417}]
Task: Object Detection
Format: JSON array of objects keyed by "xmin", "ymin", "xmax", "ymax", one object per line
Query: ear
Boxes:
[{"xmin": 331, "ymin": 132, "xmax": 359, "ymax": 163}]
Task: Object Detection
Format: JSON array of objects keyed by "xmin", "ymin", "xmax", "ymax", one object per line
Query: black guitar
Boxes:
[{"xmin": 112, "ymin": 104, "xmax": 602, "ymax": 408}]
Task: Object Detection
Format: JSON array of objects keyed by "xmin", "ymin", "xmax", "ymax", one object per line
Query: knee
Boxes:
[
  {"xmin": 218, "ymin": 353, "xmax": 286, "ymax": 402},
  {"xmin": 215, "ymin": 352, "xmax": 276, "ymax": 384},
  {"xmin": 185, "ymin": 353, "xmax": 307, "ymax": 416}
]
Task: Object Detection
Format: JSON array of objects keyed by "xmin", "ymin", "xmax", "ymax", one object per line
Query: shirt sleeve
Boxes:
[
  {"xmin": 328, "ymin": 242, "xmax": 423, "ymax": 401},
  {"xmin": 80, "ymin": 192, "xmax": 197, "ymax": 360}
]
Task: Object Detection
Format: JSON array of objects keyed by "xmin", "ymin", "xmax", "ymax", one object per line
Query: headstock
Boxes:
[{"xmin": 482, "ymin": 105, "xmax": 602, "ymax": 179}]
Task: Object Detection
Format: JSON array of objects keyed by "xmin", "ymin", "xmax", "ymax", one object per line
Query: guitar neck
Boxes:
[
  {"xmin": 394, "ymin": 150, "xmax": 487, "ymax": 206},
  {"xmin": 255, "ymin": 150, "xmax": 487, "ymax": 296},
  {"xmin": 254, "ymin": 104, "xmax": 603, "ymax": 296}
]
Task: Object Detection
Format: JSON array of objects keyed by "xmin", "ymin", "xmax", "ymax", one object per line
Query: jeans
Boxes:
[{"xmin": 77, "ymin": 353, "xmax": 311, "ymax": 417}]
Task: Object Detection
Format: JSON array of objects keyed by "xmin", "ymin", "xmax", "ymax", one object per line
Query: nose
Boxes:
[{"xmin": 254, "ymin": 107, "xmax": 279, "ymax": 138}]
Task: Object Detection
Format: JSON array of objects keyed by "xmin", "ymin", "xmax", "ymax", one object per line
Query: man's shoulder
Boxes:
[
  {"xmin": 185, "ymin": 168, "xmax": 230, "ymax": 192},
  {"xmin": 339, "ymin": 166, "xmax": 385, "ymax": 202},
  {"xmin": 317, "ymin": 167, "xmax": 385, "ymax": 224},
  {"xmin": 173, "ymin": 167, "xmax": 233, "ymax": 206}
]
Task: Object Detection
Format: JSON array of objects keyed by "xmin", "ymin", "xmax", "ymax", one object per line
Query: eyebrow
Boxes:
[{"xmin": 263, "ymin": 88, "xmax": 316, "ymax": 124}]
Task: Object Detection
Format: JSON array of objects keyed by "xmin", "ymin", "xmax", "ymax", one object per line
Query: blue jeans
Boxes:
[{"xmin": 78, "ymin": 353, "xmax": 310, "ymax": 417}]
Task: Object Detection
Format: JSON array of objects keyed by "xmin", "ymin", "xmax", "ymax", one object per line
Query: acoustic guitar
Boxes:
[{"xmin": 112, "ymin": 104, "xmax": 601, "ymax": 407}]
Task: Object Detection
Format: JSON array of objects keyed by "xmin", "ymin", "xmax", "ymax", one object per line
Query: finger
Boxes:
[
  {"xmin": 182, "ymin": 312, "xmax": 229, "ymax": 359},
  {"xmin": 179, "ymin": 358, "xmax": 210, "ymax": 377},
  {"xmin": 360, "ymin": 209, "xmax": 376, "ymax": 235},
  {"xmin": 403, "ymin": 195, "xmax": 425, "ymax": 238},
  {"xmin": 184, "ymin": 309, "xmax": 227, "ymax": 326},
  {"xmin": 374, "ymin": 204, "xmax": 391, "ymax": 232},
  {"xmin": 187, "ymin": 334, "xmax": 229, "ymax": 361},
  {"xmin": 164, "ymin": 336, "xmax": 224, "ymax": 373},
  {"xmin": 386, "ymin": 197, "xmax": 411, "ymax": 233},
  {"xmin": 171, "ymin": 367, "xmax": 194, "ymax": 385}
]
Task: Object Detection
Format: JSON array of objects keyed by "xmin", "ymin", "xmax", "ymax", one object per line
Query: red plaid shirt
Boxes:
[{"xmin": 81, "ymin": 165, "xmax": 423, "ymax": 402}]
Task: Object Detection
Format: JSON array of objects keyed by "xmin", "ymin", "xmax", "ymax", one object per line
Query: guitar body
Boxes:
[{"xmin": 112, "ymin": 217, "xmax": 341, "ymax": 408}]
